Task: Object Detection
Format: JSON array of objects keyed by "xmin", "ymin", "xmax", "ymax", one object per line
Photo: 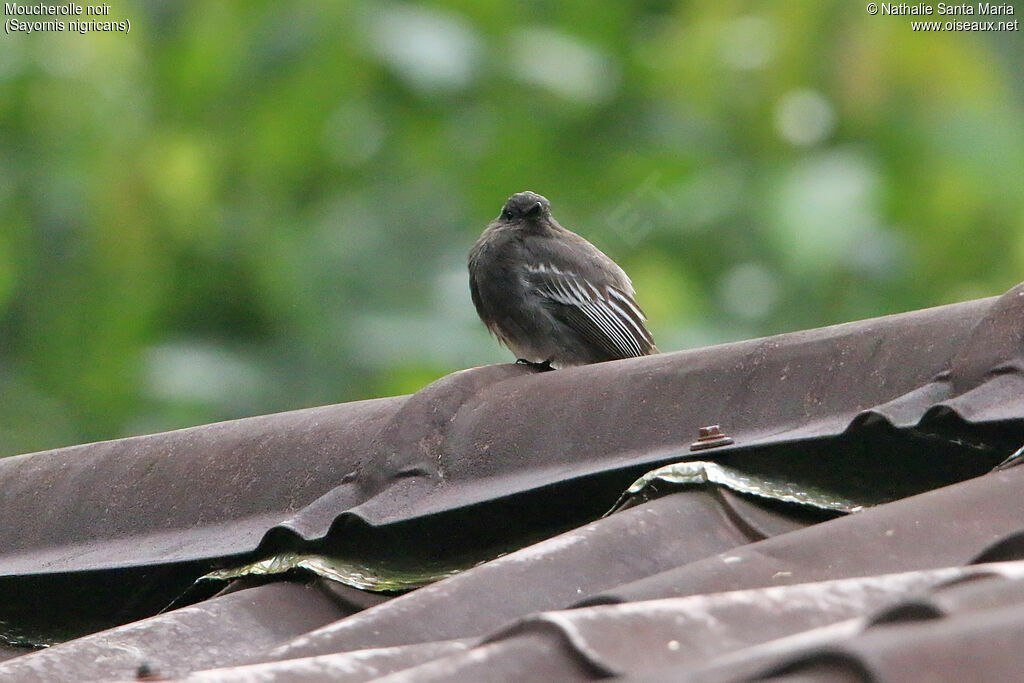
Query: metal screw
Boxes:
[{"xmin": 690, "ymin": 424, "xmax": 734, "ymax": 451}]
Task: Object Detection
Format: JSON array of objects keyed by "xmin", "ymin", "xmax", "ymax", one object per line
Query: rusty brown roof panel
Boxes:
[
  {"xmin": 592, "ymin": 464, "xmax": 1024, "ymax": 605},
  {"xmin": 188, "ymin": 640, "xmax": 475, "ymax": 683},
  {"xmin": 674, "ymin": 567, "xmax": 1024, "ymax": 682},
  {"xmin": 0, "ymin": 580, "xmax": 350, "ymax": 682},
  {"xmin": 0, "ymin": 396, "xmax": 405, "ymax": 573},
  {"xmin": 347, "ymin": 563, "xmax": 1024, "ymax": 683}
]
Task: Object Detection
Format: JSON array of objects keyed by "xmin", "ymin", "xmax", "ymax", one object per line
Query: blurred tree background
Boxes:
[{"xmin": 0, "ymin": 1, "xmax": 1022, "ymax": 457}]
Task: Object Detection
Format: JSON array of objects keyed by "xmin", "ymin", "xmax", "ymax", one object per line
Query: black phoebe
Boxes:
[{"xmin": 469, "ymin": 191, "xmax": 656, "ymax": 369}]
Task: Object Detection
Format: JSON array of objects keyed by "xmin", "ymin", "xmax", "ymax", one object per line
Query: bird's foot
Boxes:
[{"xmin": 515, "ymin": 358, "xmax": 554, "ymax": 372}]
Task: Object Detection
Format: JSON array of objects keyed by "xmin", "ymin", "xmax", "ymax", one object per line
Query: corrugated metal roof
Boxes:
[{"xmin": 2, "ymin": 282, "xmax": 1024, "ymax": 679}]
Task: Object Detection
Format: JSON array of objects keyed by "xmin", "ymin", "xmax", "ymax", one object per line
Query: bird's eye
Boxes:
[{"xmin": 501, "ymin": 208, "xmax": 514, "ymax": 220}]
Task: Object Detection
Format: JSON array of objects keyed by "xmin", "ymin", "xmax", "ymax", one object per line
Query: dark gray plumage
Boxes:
[{"xmin": 469, "ymin": 191, "xmax": 657, "ymax": 368}]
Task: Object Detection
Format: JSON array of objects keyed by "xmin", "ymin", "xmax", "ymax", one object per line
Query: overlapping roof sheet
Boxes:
[{"xmin": 2, "ymin": 282, "xmax": 1024, "ymax": 680}]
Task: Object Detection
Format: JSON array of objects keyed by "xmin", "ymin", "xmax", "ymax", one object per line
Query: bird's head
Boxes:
[{"xmin": 498, "ymin": 191, "xmax": 552, "ymax": 224}]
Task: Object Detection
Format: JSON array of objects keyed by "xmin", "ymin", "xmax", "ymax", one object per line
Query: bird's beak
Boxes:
[{"xmin": 525, "ymin": 201, "xmax": 544, "ymax": 218}]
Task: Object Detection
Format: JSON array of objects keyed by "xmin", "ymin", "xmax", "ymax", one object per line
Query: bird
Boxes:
[{"xmin": 468, "ymin": 190, "xmax": 656, "ymax": 369}]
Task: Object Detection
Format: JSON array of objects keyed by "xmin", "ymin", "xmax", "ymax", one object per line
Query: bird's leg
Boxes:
[{"xmin": 515, "ymin": 358, "xmax": 555, "ymax": 371}]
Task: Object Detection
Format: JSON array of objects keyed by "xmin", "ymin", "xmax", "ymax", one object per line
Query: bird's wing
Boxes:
[{"xmin": 524, "ymin": 263, "xmax": 655, "ymax": 359}]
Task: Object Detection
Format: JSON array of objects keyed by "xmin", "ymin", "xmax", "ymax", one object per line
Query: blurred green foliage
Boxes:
[{"xmin": 0, "ymin": 1, "xmax": 1022, "ymax": 456}]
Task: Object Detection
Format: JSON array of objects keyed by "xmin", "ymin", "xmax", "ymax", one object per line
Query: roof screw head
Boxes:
[{"xmin": 690, "ymin": 424, "xmax": 735, "ymax": 451}]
